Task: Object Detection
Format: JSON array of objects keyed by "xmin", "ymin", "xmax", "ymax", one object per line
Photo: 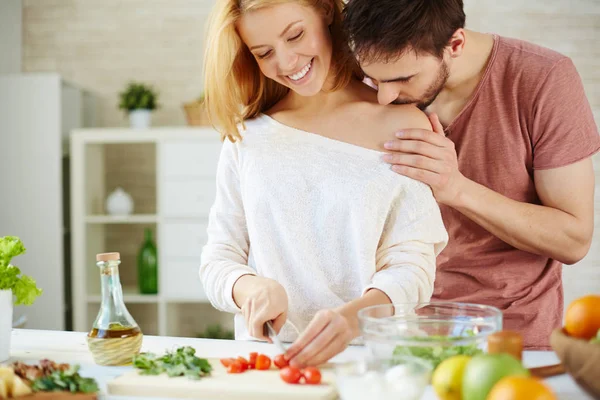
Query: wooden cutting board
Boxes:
[{"xmin": 107, "ymin": 359, "xmax": 338, "ymax": 400}]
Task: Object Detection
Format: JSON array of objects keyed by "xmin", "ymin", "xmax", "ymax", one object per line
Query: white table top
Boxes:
[{"xmin": 7, "ymin": 329, "xmax": 593, "ymax": 400}]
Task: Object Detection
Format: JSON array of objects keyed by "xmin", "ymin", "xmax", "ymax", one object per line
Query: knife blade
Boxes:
[{"xmin": 264, "ymin": 321, "xmax": 287, "ymax": 354}]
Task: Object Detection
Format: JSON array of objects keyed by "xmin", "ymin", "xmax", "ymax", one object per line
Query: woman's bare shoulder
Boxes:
[
  {"xmin": 371, "ymin": 103, "xmax": 432, "ymax": 132},
  {"xmin": 349, "ymin": 101, "xmax": 432, "ymax": 150},
  {"xmin": 349, "ymin": 81, "xmax": 432, "ymax": 132}
]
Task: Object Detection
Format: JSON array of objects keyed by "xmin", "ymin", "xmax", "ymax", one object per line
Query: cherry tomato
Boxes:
[
  {"xmin": 248, "ymin": 352, "xmax": 258, "ymax": 369},
  {"xmin": 302, "ymin": 367, "xmax": 322, "ymax": 384},
  {"xmin": 237, "ymin": 356, "xmax": 250, "ymax": 371},
  {"xmin": 220, "ymin": 358, "xmax": 236, "ymax": 368},
  {"xmin": 273, "ymin": 354, "xmax": 288, "ymax": 369},
  {"xmin": 280, "ymin": 366, "xmax": 302, "ymax": 384},
  {"xmin": 227, "ymin": 360, "xmax": 244, "ymax": 373},
  {"xmin": 255, "ymin": 354, "xmax": 272, "ymax": 370}
]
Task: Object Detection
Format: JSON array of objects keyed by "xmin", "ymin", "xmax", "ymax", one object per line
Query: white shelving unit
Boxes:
[{"xmin": 71, "ymin": 127, "xmax": 232, "ymax": 337}]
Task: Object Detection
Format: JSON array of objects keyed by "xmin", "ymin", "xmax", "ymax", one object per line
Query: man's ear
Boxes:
[{"xmin": 447, "ymin": 28, "xmax": 466, "ymax": 58}]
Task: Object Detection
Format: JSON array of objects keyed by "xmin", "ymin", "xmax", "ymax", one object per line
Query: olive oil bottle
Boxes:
[{"xmin": 87, "ymin": 252, "xmax": 143, "ymax": 366}]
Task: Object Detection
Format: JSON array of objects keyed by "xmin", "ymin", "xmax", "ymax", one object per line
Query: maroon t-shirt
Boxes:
[{"xmin": 433, "ymin": 35, "xmax": 600, "ymax": 349}]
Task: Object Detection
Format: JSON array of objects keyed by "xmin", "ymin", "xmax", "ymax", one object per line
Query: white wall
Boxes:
[{"xmin": 0, "ymin": 0, "xmax": 22, "ymax": 74}]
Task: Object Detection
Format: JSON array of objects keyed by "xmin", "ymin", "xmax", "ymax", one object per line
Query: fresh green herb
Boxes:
[
  {"xmin": 393, "ymin": 331, "xmax": 483, "ymax": 370},
  {"xmin": 133, "ymin": 346, "xmax": 212, "ymax": 380},
  {"xmin": 31, "ymin": 365, "xmax": 98, "ymax": 393},
  {"xmin": 0, "ymin": 236, "xmax": 42, "ymax": 305}
]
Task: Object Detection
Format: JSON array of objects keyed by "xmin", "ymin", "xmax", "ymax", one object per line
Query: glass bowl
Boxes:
[
  {"xmin": 358, "ymin": 302, "xmax": 502, "ymax": 369},
  {"xmin": 335, "ymin": 355, "xmax": 432, "ymax": 400}
]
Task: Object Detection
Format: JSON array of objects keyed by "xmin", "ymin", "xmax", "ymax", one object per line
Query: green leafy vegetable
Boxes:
[
  {"xmin": 133, "ymin": 346, "xmax": 212, "ymax": 380},
  {"xmin": 31, "ymin": 365, "xmax": 98, "ymax": 393},
  {"xmin": 393, "ymin": 331, "xmax": 483, "ymax": 370},
  {"xmin": 0, "ymin": 236, "xmax": 42, "ymax": 305}
]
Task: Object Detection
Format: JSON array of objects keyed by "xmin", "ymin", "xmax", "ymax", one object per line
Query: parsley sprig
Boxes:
[
  {"xmin": 31, "ymin": 365, "xmax": 98, "ymax": 393},
  {"xmin": 133, "ymin": 346, "xmax": 212, "ymax": 380}
]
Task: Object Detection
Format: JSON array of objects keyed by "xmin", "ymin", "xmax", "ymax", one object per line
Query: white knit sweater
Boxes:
[{"xmin": 200, "ymin": 114, "xmax": 448, "ymax": 342}]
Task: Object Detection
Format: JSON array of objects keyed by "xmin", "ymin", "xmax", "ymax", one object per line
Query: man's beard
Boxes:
[{"xmin": 393, "ymin": 60, "xmax": 449, "ymax": 111}]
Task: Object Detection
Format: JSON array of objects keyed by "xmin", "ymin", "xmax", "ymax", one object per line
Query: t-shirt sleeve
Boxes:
[{"xmin": 531, "ymin": 57, "xmax": 600, "ymax": 170}]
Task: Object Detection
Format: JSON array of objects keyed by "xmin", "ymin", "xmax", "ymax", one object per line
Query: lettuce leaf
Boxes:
[
  {"xmin": 0, "ymin": 236, "xmax": 26, "ymax": 268},
  {"xmin": 0, "ymin": 236, "xmax": 42, "ymax": 305}
]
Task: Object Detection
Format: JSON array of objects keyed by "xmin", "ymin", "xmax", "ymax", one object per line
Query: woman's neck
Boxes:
[{"xmin": 270, "ymin": 75, "xmax": 367, "ymax": 117}]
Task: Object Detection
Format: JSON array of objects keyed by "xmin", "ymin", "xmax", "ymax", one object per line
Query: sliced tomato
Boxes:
[
  {"xmin": 255, "ymin": 354, "xmax": 272, "ymax": 370},
  {"xmin": 248, "ymin": 352, "xmax": 258, "ymax": 369},
  {"xmin": 227, "ymin": 360, "xmax": 244, "ymax": 374},
  {"xmin": 220, "ymin": 358, "xmax": 236, "ymax": 368},
  {"xmin": 273, "ymin": 354, "xmax": 288, "ymax": 369},
  {"xmin": 280, "ymin": 366, "xmax": 302, "ymax": 384},
  {"xmin": 302, "ymin": 367, "xmax": 322, "ymax": 384}
]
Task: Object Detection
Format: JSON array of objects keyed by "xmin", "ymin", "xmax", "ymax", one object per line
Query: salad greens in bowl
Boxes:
[{"xmin": 358, "ymin": 302, "xmax": 502, "ymax": 370}]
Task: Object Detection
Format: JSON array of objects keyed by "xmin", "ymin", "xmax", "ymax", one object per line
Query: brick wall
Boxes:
[
  {"xmin": 22, "ymin": 0, "xmax": 600, "ymax": 310},
  {"xmin": 23, "ymin": 0, "xmax": 214, "ymax": 127}
]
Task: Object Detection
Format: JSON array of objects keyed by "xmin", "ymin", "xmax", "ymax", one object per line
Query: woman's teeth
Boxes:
[{"xmin": 288, "ymin": 60, "xmax": 312, "ymax": 81}]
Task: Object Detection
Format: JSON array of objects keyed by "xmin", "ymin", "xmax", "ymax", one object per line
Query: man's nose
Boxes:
[{"xmin": 377, "ymin": 83, "xmax": 399, "ymax": 106}]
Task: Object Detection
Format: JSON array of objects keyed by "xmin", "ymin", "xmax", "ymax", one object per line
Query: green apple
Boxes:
[{"xmin": 462, "ymin": 354, "xmax": 530, "ymax": 400}]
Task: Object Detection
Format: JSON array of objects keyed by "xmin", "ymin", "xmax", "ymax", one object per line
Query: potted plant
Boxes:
[
  {"xmin": 0, "ymin": 236, "xmax": 43, "ymax": 362},
  {"xmin": 118, "ymin": 82, "xmax": 159, "ymax": 129}
]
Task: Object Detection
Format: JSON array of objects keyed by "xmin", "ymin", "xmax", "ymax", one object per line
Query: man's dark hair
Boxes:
[{"xmin": 343, "ymin": 0, "xmax": 466, "ymax": 63}]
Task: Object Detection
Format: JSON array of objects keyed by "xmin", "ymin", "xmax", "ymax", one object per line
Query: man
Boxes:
[{"xmin": 344, "ymin": 0, "xmax": 600, "ymax": 349}]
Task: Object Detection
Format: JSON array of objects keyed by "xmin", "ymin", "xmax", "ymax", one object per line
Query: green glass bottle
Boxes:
[{"xmin": 138, "ymin": 228, "xmax": 158, "ymax": 294}]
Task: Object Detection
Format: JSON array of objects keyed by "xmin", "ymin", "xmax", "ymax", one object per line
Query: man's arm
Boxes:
[
  {"xmin": 453, "ymin": 158, "xmax": 594, "ymax": 265},
  {"xmin": 383, "ymin": 113, "xmax": 596, "ymax": 265}
]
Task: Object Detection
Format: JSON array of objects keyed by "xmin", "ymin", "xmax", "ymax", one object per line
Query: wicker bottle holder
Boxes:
[{"xmin": 86, "ymin": 333, "xmax": 143, "ymax": 366}]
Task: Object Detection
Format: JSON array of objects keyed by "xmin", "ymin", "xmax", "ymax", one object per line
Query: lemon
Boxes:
[{"xmin": 432, "ymin": 355, "xmax": 472, "ymax": 400}]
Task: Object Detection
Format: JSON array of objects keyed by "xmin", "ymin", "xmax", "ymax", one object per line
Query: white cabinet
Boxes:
[
  {"xmin": 161, "ymin": 180, "xmax": 217, "ymax": 217},
  {"xmin": 70, "ymin": 129, "xmax": 224, "ymax": 336},
  {"xmin": 161, "ymin": 260, "xmax": 209, "ymax": 301},
  {"xmin": 161, "ymin": 141, "xmax": 222, "ymax": 178},
  {"xmin": 161, "ymin": 223, "xmax": 208, "ymax": 259}
]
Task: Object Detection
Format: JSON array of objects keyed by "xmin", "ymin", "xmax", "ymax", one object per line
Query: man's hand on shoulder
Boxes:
[{"xmin": 383, "ymin": 112, "xmax": 466, "ymax": 206}]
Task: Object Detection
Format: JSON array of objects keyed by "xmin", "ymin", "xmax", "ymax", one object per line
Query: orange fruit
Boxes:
[
  {"xmin": 564, "ymin": 295, "xmax": 600, "ymax": 340},
  {"xmin": 487, "ymin": 376, "xmax": 556, "ymax": 400}
]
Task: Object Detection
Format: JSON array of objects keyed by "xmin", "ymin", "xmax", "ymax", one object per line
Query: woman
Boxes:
[{"xmin": 200, "ymin": 0, "xmax": 448, "ymax": 368}]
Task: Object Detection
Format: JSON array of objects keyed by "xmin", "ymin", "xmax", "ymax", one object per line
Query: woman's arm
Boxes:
[
  {"xmin": 199, "ymin": 140, "xmax": 257, "ymax": 313},
  {"xmin": 285, "ymin": 179, "xmax": 448, "ymax": 367},
  {"xmin": 200, "ymin": 139, "xmax": 289, "ymax": 340}
]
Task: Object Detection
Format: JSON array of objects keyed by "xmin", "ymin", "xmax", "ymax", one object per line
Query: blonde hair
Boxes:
[{"xmin": 204, "ymin": 0, "xmax": 362, "ymax": 142}]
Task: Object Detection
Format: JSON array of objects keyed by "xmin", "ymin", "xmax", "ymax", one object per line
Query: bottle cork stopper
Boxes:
[
  {"xmin": 487, "ymin": 330, "xmax": 523, "ymax": 361},
  {"xmin": 96, "ymin": 252, "xmax": 120, "ymax": 262}
]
